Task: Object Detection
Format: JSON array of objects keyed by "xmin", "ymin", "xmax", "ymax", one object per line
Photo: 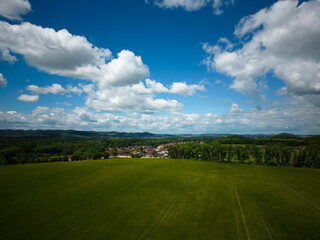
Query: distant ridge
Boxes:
[
  {"xmin": 272, "ymin": 133, "xmax": 299, "ymax": 139},
  {"xmin": 0, "ymin": 130, "xmax": 310, "ymax": 139},
  {"xmin": 225, "ymin": 134, "xmax": 248, "ymax": 139},
  {"xmin": 0, "ymin": 129, "xmax": 174, "ymax": 138}
]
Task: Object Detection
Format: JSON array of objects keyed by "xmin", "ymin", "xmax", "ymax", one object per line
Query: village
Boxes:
[{"xmin": 105, "ymin": 142, "xmax": 188, "ymax": 158}]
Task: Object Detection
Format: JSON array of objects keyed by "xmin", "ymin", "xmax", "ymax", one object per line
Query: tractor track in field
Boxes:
[
  {"xmin": 232, "ymin": 178, "xmax": 251, "ymax": 240},
  {"xmin": 52, "ymin": 162, "xmax": 193, "ymax": 240},
  {"xmin": 136, "ymin": 165, "xmax": 199, "ymax": 240},
  {"xmin": 254, "ymin": 204, "xmax": 274, "ymax": 240},
  {"xmin": 278, "ymin": 180, "xmax": 320, "ymax": 218},
  {"xmin": 51, "ymin": 179, "xmax": 141, "ymax": 240},
  {"xmin": 229, "ymin": 178, "xmax": 241, "ymax": 240}
]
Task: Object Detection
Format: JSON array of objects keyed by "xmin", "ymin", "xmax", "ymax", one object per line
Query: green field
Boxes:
[{"xmin": 1, "ymin": 159, "xmax": 320, "ymax": 240}]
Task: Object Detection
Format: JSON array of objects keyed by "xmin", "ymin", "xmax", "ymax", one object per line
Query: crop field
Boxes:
[{"xmin": 0, "ymin": 158, "xmax": 320, "ymax": 240}]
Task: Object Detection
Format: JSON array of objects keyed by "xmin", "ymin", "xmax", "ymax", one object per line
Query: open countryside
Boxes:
[
  {"xmin": 1, "ymin": 158, "xmax": 319, "ymax": 240},
  {"xmin": 1, "ymin": 0, "xmax": 320, "ymax": 239}
]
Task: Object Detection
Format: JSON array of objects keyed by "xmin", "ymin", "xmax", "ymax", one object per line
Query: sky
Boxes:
[{"xmin": 0, "ymin": 0, "xmax": 319, "ymax": 134}]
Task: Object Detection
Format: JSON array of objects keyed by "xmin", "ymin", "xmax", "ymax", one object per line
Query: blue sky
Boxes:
[{"xmin": 0, "ymin": 0, "xmax": 319, "ymax": 134}]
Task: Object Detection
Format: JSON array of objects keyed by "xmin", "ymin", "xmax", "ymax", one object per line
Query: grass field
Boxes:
[{"xmin": 0, "ymin": 158, "xmax": 320, "ymax": 240}]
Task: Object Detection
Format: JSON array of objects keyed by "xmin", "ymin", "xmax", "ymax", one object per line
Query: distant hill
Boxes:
[
  {"xmin": 225, "ymin": 134, "xmax": 247, "ymax": 139},
  {"xmin": 272, "ymin": 133, "xmax": 300, "ymax": 139},
  {"xmin": 0, "ymin": 130, "xmax": 309, "ymax": 139},
  {"xmin": 0, "ymin": 129, "xmax": 174, "ymax": 138}
]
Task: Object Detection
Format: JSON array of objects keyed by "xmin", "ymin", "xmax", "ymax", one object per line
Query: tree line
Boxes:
[
  {"xmin": 168, "ymin": 142, "xmax": 320, "ymax": 168},
  {"xmin": 0, "ymin": 137, "xmax": 110, "ymax": 164}
]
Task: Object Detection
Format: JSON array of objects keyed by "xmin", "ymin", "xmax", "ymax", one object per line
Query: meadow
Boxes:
[{"xmin": 0, "ymin": 158, "xmax": 319, "ymax": 240}]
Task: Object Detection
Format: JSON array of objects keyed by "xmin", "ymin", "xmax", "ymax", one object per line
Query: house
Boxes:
[{"xmin": 117, "ymin": 154, "xmax": 131, "ymax": 158}]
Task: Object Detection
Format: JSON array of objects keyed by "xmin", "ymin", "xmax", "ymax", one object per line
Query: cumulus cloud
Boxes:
[
  {"xmin": 0, "ymin": 21, "xmax": 112, "ymax": 75},
  {"xmin": 84, "ymin": 78, "xmax": 205, "ymax": 113},
  {"xmin": 0, "ymin": 21, "xmax": 150, "ymax": 89},
  {"xmin": 149, "ymin": 0, "xmax": 234, "ymax": 14},
  {"xmin": 229, "ymin": 102, "xmax": 243, "ymax": 113},
  {"xmin": 0, "ymin": 0, "xmax": 31, "ymax": 20},
  {"xmin": 170, "ymin": 82, "xmax": 205, "ymax": 95},
  {"xmin": 1, "ymin": 100, "xmax": 319, "ymax": 134},
  {"xmin": 66, "ymin": 85, "xmax": 83, "ymax": 96},
  {"xmin": 27, "ymin": 84, "xmax": 66, "ymax": 95},
  {"xmin": 17, "ymin": 94, "xmax": 39, "ymax": 102},
  {"xmin": 132, "ymin": 79, "xmax": 205, "ymax": 95},
  {"xmin": 0, "ymin": 47, "xmax": 16, "ymax": 62},
  {"xmin": 26, "ymin": 83, "xmax": 83, "ymax": 96},
  {"xmin": 0, "ymin": 20, "xmax": 205, "ymax": 113},
  {"xmin": 0, "ymin": 73, "xmax": 7, "ymax": 87},
  {"xmin": 85, "ymin": 84, "xmax": 184, "ymax": 113},
  {"xmin": 203, "ymin": 0, "xmax": 320, "ymax": 100},
  {"xmin": 95, "ymin": 50, "xmax": 149, "ymax": 88}
]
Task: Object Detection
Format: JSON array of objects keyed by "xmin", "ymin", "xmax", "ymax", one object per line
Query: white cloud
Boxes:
[
  {"xmin": 84, "ymin": 78, "xmax": 205, "ymax": 113},
  {"xmin": 95, "ymin": 50, "xmax": 149, "ymax": 88},
  {"xmin": 0, "ymin": 0, "xmax": 31, "ymax": 20},
  {"xmin": 66, "ymin": 85, "xmax": 83, "ymax": 96},
  {"xmin": 62, "ymin": 102, "xmax": 72, "ymax": 106},
  {"xmin": 27, "ymin": 84, "xmax": 66, "ymax": 95},
  {"xmin": 25, "ymin": 83, "xmax": 83, "ymax": 96},
  {"xmin": 0, "ymin": 48, "xmax": 16, "ymax": 62},
  {"xmin": 170, "ymin": 82, "xmax": 205, "ymax": 95},
  {"xmin": 85, "ymin": 84, "xmax": 184, "ymax": 113},
  {"xmin": 0, "ymin": 21, "xmax": 112, "ymax": 74},
  {"xmin": 132, "ymin": 79, "xmax": 205, "ymax": 95},
  {"xmin": 153, "ymin": 0, "xmax": 209, "ymax": 11},
  {"xmin": 212, "ymin": 0, "xmax": 234, "ymax": 15},
  {"xmin": 0, "ymin": 21, "xmax": 204, "ymax": 113},
  {"xmin": 229, "ymin": 102, "xmax": 243, "ymax": 113},
  {"xmin": 136, "ymin": 78, "xmax": 169, "ymax": 94},
  {"xmin": 1, "ymin": 100, "xmax": 319, "ymax": 134},
  {"xmin": 17, "ymin": 94, "xmax": 39, "ymax": 102},
  {"xmin": 0, "ymin": 21, "xmax": 150, "ymax": 88},
  {"xmin": 203, "ymin": 0, "xmax": 320, "ymax": 99},
  {"xmin": 149, "ymin": 0, "xmax": 234, "ymax": 14},
  {"xmin": 0, "ymin": 73, "xmax": 7, "ymax": 87}
]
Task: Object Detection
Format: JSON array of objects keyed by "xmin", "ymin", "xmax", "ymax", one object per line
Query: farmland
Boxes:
[{"xmin": 0, "ymin": 158, "xmax": 320, "ymax": 240}]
